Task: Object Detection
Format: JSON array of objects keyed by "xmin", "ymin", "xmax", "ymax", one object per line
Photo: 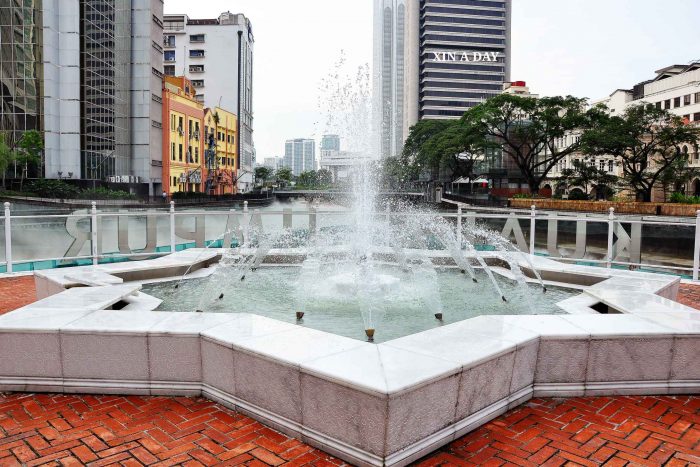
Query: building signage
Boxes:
[
  {"xmin": 107, "ymin": 175, "xmax": 141, "ymax": 184},
  {"xmin": 179, "ymin": 171, "xmax": 202, "ymax": 184},
  {"xmin": 431, "ymin": 51, "xmax": 500, "ymax": 63}
]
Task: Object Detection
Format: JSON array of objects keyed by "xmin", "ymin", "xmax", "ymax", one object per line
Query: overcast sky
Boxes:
[{"xmin": 164, "ymin": 0, "xmax": 700, "ymax": 161}]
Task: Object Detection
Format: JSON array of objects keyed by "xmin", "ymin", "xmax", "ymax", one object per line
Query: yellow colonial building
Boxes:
[{"xmin": 203, "ymin": 107, "xmax": 238, "ymax": 195}]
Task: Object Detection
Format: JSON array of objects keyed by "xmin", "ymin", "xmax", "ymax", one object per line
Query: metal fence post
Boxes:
[
  {"xmin": 91, "ymin": 202, "xmax": 98, "ymax": 265},
  {"xmin": 169, "ymin": 201, "xmax": 176, "ymax": 253},
  {"xmin": 457, "ymin": 206, "xmax": 463, "ymax": 240},
  {"xmin": 607, "ymin": 207, "xmax": 615, "ymax": 268},
  {"xmin": 694, "ymin": 210, "xmax": 700, "ymax": 282},
  {"xmin": 529, "ymin": 205, "xmax": 536, "ymax": 255},
  {"xmin": 4, "ymin": 202, "xmax": 11, "ymax": 273}
]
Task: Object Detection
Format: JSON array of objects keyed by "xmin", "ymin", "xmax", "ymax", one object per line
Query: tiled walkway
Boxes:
[{"xmin": 0, "ymin": 276, "xmax": 699, "ymax": 466}]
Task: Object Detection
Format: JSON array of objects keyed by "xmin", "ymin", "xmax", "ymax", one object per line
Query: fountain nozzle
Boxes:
[
  {"xmin": 218, "ymin": 293, "xmax": 224, "ymax": 300},
  {"xmin": 460, "ymin": 269, "xmax": 466, "ymax": 274},
  {"xmin": 240, "ymin": 275, "xmax": 246, "ymax": 282},
  {"xmin": 472, "ymin": 278, "xmax": 478, "ymax": 283},
  {"xmin": 434, "ymin": 313, "xmax": 443, "ymax": 321},
  {"xmin": 543, "ymin": 287, "xmax": 547, "ymax": 294},
  {"xmin": 296, "ymin": 311, "xmax": 305, "ymax": 321},
  {"xmin": 365, "ymin": 328, "xmax": 375, "ymax": 342},
  {"xmin": 501, "ymin": 296, "xmax": 508, "ymax": 302},
  {"xmin": 196, "ymin": 309, "xmax": 204, "ymax": 313}
]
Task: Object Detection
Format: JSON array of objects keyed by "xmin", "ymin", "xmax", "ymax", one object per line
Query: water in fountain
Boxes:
[{"xmin": 149, "ymin": 54, "xmax": 572, "ymax": 342}]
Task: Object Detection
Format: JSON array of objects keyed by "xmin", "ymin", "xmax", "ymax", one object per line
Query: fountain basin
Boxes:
[{"xmin": 3, "ymin": 249, "xmax": 698, "ymax": 467}]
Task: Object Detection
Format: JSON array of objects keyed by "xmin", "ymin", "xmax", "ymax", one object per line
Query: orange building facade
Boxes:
[{"xmin": 203, "ymin": 108, "xmax": 237, "ymax": 195}]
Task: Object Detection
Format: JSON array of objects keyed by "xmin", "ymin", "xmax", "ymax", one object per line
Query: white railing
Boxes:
[{"xmin": 2, "ymin": 201, "xmax": 699, "ymax": 281}]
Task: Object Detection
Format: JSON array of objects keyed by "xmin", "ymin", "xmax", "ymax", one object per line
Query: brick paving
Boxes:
[
  {"xmin": 678, "ymin": 284, "xmax": 700, "ymax": 311},
  {"xmin": 0, "ymin": 277, "xmax": 699, "ymax": 466},
  {"xmin": 0, "ymin": 275, "xmax": 36, "ymax": 315}
]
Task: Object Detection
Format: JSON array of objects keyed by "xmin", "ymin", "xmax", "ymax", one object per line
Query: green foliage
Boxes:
[
  {"xmin": 78, "ymin": 187, "xmax": 135, "ymax": 200},
  {"xmin": 255, "ymin": 166, "xmax": 272, "ymax": 184},
  {"xmin": 275, "ymin": 167, "xmax": 292, "ymax": 183},
  {"xmin": 567, "ymin": 190, "xmax": 590, "ymax": 201},
  {"xmin": 463, "ymin": 93, "xmax": 599, "ymax": 192},
  {"xmin": 25, "ymin": 179, "xmax": 80, "ymax": 199},
  {"xmin": 669, "ymin": 192, "xmax": 700, "ymax": 204},
  {"xmin": 0, "ymin": 133, "xmax": 13, "ymax": 179},
  {"xmin": 316, "ymin": 168, "xmax": 333, "ymax": 186},
  {"xmin": 582, "ymin": 104, "xmax": 700, "ymax": 201}
]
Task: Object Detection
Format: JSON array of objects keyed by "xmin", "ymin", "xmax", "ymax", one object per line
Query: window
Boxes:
[
  {"xmin": 655, "ymin": 102, "xmax": 662, "ymax": 109},
  {"xmin": 178, "ymin": 144, "xmax": 183, "ymax": 161},
  {"xmin": 164, "ymin": 35, "xmax": 175, "ymax": 47},
  {"xmin": 171, "ymin": 143, "xmax": 175, "ymax": 160},
  {"xmin": 674, "ymin": 97, "xmax": 681, "ymax": 108},
  {"xmin": 190, "ymin": 34, "xmax": 205, "ymax": 43},
  {"xmin": 684, "ymin": 94, "xmax": 691, "ymax": 106},
  {"xmin": 694, "ymin": 112, "xmax": 700, "ymax": 122},
  {"xmin": 192, "ymin": 80, "xmax": 204, "ymax": 88},
  {"xmin": 599, "ymin": 160, "xmax": 605, "ymax": 171},
  {"xmin": 178, "ymin": 116, "xmax": 183, "ymax": 132},
  {"xmin": 171, "ymin": 115, "xmax": 175, "ymax": 131},
  {"xmin": 665, "ymin": 99, "xmax": 671, "ymax": 109},
  {"xmin": 189, "ymin": 49, "xmax": 205, "ymax": 58},
  {"xmin": 164, "ymin": 65, "xmax": 175, "ymax": 76},
  {"xmin": 189, "ymin": 65, "xmax": 205, "ymax": 73},
  {"xmin": 164, "ymin": 50, "xmax": 175, "ymax": 62},
  {"xmin": 696, "ymin": 92, "xmax": 700, "ymax": 104},
  {"xmin": 195, "ymin": 147, "xmax": 199, "ymax": 163},
  {"xmin": 608, "ymin": 160, "xmax": 614, "ymax": 173}
]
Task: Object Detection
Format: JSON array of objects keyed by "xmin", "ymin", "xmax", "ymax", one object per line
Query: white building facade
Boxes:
[
  {"xmin": 1, "ymin": 0, "xmax": 164, "ymax": 195},
  {"xmin": 163, "ymin": 12, "xmax": 255, "ymax": 192},
  {"xmin": 283, "ymin": 139, "xmax": 315, "ymax": 177}
]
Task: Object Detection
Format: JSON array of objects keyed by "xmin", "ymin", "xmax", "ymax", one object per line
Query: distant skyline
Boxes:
[{"xmin": 165, "ymin": 0, "xmax": 700, "ymax": 161}]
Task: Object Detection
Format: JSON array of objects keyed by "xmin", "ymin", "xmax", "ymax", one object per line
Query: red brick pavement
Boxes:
[
  {"xmin": 0, "ymin": 394, "xmax": 698, "ymax": 467},
  {"xmin": 0, "ymin": 276, "xmax": 36, "ymax": 315},
  {"xmin": 678, "ymin": 284, "xmax": 700, "ymax": 311}
]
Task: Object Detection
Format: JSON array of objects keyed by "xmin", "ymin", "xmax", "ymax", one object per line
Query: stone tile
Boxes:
[
  {"xmin": 302, "ymin": 344, "xmax": 460, "ymax": 396},
  {"xmin": 386, "ymin": 373, "xmax": 459, "ymax": 454},
  {"xmin": 61, "ymin": 309, "xmax": 168, "ymax": 333},
  {"xmin": 61, "ymin": 334, "xmax": 149, "ymax": 380},
  {"xmin": 234, "ymin": 351, "xmax": 302, "ymax": 423},
  {"xmin": 201, "ymin": 339, "xmax": 235, "ymax": 394},
  {"xmin": 671, "ymin": 337, "xmax": 700, "ymax": 380},
  {"xmin": 510, "ymin": 340, "xmax": 539, "ymax": 392},
  {"xmin": 301, "ymin": 372, "xmax": 387, "ymax": 457},
  {"xmin": 587, "ymin": 337, "xmax": 673, "ymax": 382},
  {"xmin": 0, "ymin": 332, "xmax": 62, "ymax": 378},
  {"xmin": 536, "ymin": 339, "xmax": 589, "ymax": 384},
  {"xmin": 148, "ymin": 335, "xmax": 201, "ymax": 382},
  {"xmin": 201, "ymin": 313, "xmax": 296, "ymax": 347},
  {"xmin": 456, "ymin": 350, "xmax": 516, "ymax": 419}
]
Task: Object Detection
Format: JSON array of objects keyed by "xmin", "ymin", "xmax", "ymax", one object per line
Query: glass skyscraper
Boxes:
[
  {"xmin": 0, "ymin": 0, "xmax": 43, "ymax": 162},
  {"xmin": 79, "ymin": 0, "xmax": 132, "ymax": 180}
]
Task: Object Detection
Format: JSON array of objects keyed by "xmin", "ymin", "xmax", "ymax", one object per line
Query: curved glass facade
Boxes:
[{"xmin": 0, "ymin": 0, "xmax": 43, "ymax": 157}]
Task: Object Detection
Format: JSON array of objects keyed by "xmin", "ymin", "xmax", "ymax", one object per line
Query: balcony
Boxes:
[
  {"xmin": 189, "ymin": 50, "xmax": 205, "ymax": 59},
  {"xmin": 163, "ymin": 36, "xmax": 176, "ymax": 48},
  {"xmin": 192, "ymin": 80, "xmax": 204, "ymax": 88},
  {"xmin": 189, "ymin": 65, "xmax": 205, "ymax": 73}
]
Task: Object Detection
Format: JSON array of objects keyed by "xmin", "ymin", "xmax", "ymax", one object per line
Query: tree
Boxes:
[
  {"xmin": 15, "ymin": 130, "xmax": 43, "ymax": 190},
  {"xmin": 400, "ymin": 119, "xmax": 488, "ymax": 183},
  {"xmin": 582, "ymin": 104, "xmax": 700, "ymax": 202},
  {"xmin": 463, "ymin": 94, "xmax": 599, "ymax": 193},
  {"xmin": 658, "ymin": 151, "xmax": 699, "ymax": 200},
  {"xmin": 316, "ymin": 168, "xmax": 333, "ymax": 186},
  {"xmin": 0, "ymin": 133, "xmax": 14, "ymax": 189},
  {"xmin": 558, "ymin": 158, "xmax": 618, "ymax": 199},
  {"xmin": 275, "ymin": 167, "xmax": 293, "ymax": 187},
  {"xmin": 297, "ymin": 170, "xmax": 318, "ymax": 188},
  {"xmin": 255, "ymin": 167, "xmax": 271, "ymax": 186}
]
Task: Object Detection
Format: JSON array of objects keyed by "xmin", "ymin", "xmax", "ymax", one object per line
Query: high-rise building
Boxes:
[
  {"xmin": 283, "ymin": 139, "xmax": 315, "ymax": 176},
  {"xmin": 321, "ymin": 134, "xmax": 341, "ymax": 153},
  {"xmin": 374, "ymin": 0, "xmax": 511, "ymax": 158},
  {"xmin": 162, "ymin": 12, "xmax": 255, "ymax": 193},
  {"xmin": 0, "ymin": 0, "xmax": 165, "ymax": 195}
]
